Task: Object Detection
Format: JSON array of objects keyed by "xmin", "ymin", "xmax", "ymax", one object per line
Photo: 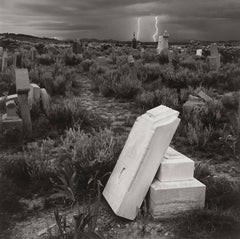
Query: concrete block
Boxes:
[
  {"xmin": 103, "ymin": 105, "xmax": 180, "ymax": 220},
  {"xmin": 156, "ymin": 147, "xmax": 194, "ymax": 182},
  {"xmin": 149, "ymin": 178, "xmax": 206, "ymax": 219}
]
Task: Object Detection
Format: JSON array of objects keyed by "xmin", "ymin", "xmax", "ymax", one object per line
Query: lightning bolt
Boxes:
[
  {"xmin": 153, "ymin": 16, "xmax": 159, "ymax": 42},
  {"xmin": 136, "ymin": 17, "xmax": 141, "ymax": 41}
]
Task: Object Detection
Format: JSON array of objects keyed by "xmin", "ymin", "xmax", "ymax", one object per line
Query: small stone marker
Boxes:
[
  {"xmin": 15, "ymin": 68, "xmax": 32, "ymax": 138},
  {"xmin": 103, "ymin": 105, "xmax": 180, "ymax": 220},
  {"xmin": 30, "ymin": 47, "xmax": 37, "ymax": 61},
  {"xmin": 0, "ymin": 47, "xmax": 3, "ymax": 57},
  {"xmin": 28, "ymin": 83, "xmax": 41, "ymax": 108},
  {"xmin": 127, "ymin": 55, "xmax": 135, "ymax": 65},
  {"xmin": 40, "ymin": 88, "xmax": 50, "ymax": 116},
  {"xmin": 4, "ymin": 100, "xmax": 18, "ymax": 119},
  {"xmin": 2, "ymin": 51, "xmax": 8, "ymax": 71},
  {"xmin": 14, "ymin": 52, "xmax": 23, "ymax": 68},
  {"xmin": 208, "ymin": 43, "xmax": 221, "ymax": 71},
  {"xmin": 197, "ymin": 90, "xmax": 213, "ymax": 102},
  {"xmin": 196, "ymin": 49, "xmax": 202, "ymax": 56}
]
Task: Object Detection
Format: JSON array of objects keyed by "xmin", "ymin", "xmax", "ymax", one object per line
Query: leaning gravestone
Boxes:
[
  {"xmin": 103, "ymin": 105, "xmax": 180, "ymax": 220},
  {"xmin": 15, "ymin": 68, "xmax": 32, "ymax": 138}
]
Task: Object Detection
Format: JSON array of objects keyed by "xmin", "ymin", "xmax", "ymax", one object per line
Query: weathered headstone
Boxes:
[
  {"xmin": 28, "ymin": 83, "xmax": 41, "ymax": 109},
  {"xmin": 30, "ymin": 47, "xmax": 37, "ymax": 61},
  {"xmin": 15, "ymin": 68, "xmax": 32, "ymax": 138},
  {"xmin": 103, "ymin": 105, "xmax": 180, "ymax": 220},
  {"xmin": 14, "ymin": 52, "xmax": 23, "ymax": 68},
  {"xmin": 208, "ymin": 43, "xmax": 221, "ymax": 71},
  {"xmin": 0, "ymin": 47, "xmax": 3, "ymax": 57},
  {"xmin": 1, "ymin": 51, "xmax": 8, "ymax": 71},
  {"xmin": 132, "ymin": 33, "xmax": 137, "ymax": 49},
  {"xmin": 72, "ymin": 41, "xmax": 83, "ymax": 54}
]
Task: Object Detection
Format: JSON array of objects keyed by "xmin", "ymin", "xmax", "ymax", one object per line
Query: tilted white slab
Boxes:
[
  {"xmin": 103, "ymin": 105, "xmax": 180, "ymax": 220},
  {"xmin": 156, "ymin": 147, "xmax": 194, "ymax": 182},
  {"xmin": 149, "ymin": 178, "xmax": 206, "ymax": 218}
]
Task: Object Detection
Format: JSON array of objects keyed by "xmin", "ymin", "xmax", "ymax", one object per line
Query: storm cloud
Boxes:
[{"xmin": 0, "ymin": 0, "xmax": 239, "ymax": 41}]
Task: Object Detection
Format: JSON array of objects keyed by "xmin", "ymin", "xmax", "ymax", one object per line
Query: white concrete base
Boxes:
[
  {"xmin": 149, "ymin": 178, "xmax": 206, "ymax": 219},
  {"xmin": 156, "ymin": 147, "xmax": 194, "ymax": 182}
]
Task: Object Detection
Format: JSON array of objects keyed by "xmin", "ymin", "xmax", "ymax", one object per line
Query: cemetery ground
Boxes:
[{"xmin": 0, "ymin": 40, "xmax": 240, "ymax": 239}]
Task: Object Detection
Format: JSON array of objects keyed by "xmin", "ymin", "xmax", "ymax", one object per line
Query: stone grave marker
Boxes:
[
  {"xmin": 1, "ymin": 51, "xmax": 8, "ymax": 71},
  {"xmin": 0, "ymin": 47, "xmax": 3, "ymax": 57},
  {"xmin": 40, "ymin": 88, "xmax": 50, "ymax": 116},
  {"xmin": 15, "ymin": 68, "xmax": 32, "ymax": 138},
  {"xmin": 196, "ymin": 49, "xmax": 202, "ymax": 56},
  {"xmin": 28, "ymin": 83, "xmax": 41, "ymax": 108},
  {"xmin": 103, "ymin": 105, "xmax": 180, "ymax": 220},
  {"xmin": 208, "ymin": 43, "xmax": 221, "ymax": 71}
]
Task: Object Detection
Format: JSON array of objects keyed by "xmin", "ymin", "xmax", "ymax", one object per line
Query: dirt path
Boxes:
[{"xmin": 75, "ymin": 73, "xmax": 140, "ymax": 134}]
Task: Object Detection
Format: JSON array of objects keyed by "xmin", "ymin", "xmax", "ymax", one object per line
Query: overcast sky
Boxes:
[{"xmin": 0, "ymin": 0, "xmax": 239, "ymax": 41}]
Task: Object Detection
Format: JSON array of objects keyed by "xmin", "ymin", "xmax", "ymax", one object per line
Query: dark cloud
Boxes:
[{"xmin": 1, "ymin": 0, "xmax": 240, "ymax": 40}]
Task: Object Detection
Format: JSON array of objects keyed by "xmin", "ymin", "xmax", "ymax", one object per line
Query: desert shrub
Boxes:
[
  {"xmin": 0, "ymin": 176, "xmax": 23, "ymax": 222},
  {"xmin": 48, "ymin": 97, "xmax": 108, "ymax": 131},
  {"xmin": 58, "ymin": 127, "xmax": 124, "ymax": 192},
  {"xmin": 204, "ymin": 177, "xmax": 240, "ymax": 210},
  {"xmin": 64, "ymin": 54, "xmax": 82, "ymax": 66},
  {"xmin": 1, "ymin": 153, "xmax": 30, "ymax": 185},
  {"xmin": 81, "ymin": 59, "xmax": 94, "ymax": 72},
  {"xmin": 176, "ymin": 209, "xmax": 240, "ymax": 239},
  {"xmin": 0, "ymin": 69, "xmax": 16, "ymax": 95},
  {"xmin": 221, "ymin": 92, "xmax": 240, "ymax": 110},
  {"xmin": 116, "ymin": 55, "xmax": 128, "ymax": 66},
  {"xmin": 142, "ymin": 64, "xmax": 161, "ymax": 83},
  {"xmin": 112, "ymin": 73, "xmax": 142, "ymax": 99},
  {"xmin": 136, "ymin": 87, "xmax": 179, "ymax": 110},
  {"xmin": 186, "ymin": 119, "xmax": 214, "ymax": 148},
  {"xmin": 142, "ymin": 49, "xmax": 159, "ymax": 63},
  {"xmin": 37, "ymin": 54, "xmax": 54, "ymax": 65},
  {"xmin": 24, "ymin": 139, "xmax": 56, "ymax": 187},
  {"xmin": 158, "ymin": 52, "xmax": 169, "ymax": 65}
]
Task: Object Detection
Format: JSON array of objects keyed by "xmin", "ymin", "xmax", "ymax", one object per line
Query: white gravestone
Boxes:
[
  {"xmin": 156, "ymin": 147, "xmax": 194, "ymax": 182},
  {"xmin": 103, "ymin": 105, "xmax": 180, "ymax": 220},
  {"xmin": 196, "ymin": 49, "xmax": 202, "ymax": 56},
  {"xmin": 40, "ymin": 88, "xmax": 50, "ymax": 116},
  {"xmin": 28, "ymin": 83, "xmax": 41, "ymax": 108},
  {"xmin": 149, "ymin": 178, "xmax": 206, "ymax": 218}
]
